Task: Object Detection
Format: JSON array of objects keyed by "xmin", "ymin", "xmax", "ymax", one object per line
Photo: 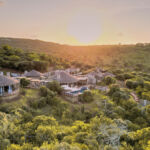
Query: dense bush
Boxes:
[
  {"xmin": 103, "ymin": 76, "xmax": 116, "ymax": 85},
  {"xmin": 108, "ymin": 84, "xmax": 120, "ymax": 96},
  {"xmin": 0, "ymin": 85, "xmax": 149, "ymax": 150},
  {"xmin": 125, "ymin": 79, "xmax": 140, "ymax": 89},
  {"xmin": 79, "ymin": 91, "xmax": 94, "ymax": 103},
  {"xmin": 144, "ymin": 81, "xmax": 150, "ymax": 90},
  {"xmin": 28, "ymin": 87, "xmax": 57, "ymax": 108},
  {"xmin": 142, "ymin": 92, "xmax": 150, "ymax": 101},
  {"xmin": 20, "ymin": 78, "xmax": 30, "ymax": 88},
  {"xmin": 112, "ymin": 69, "xmax": 124, "ymax": 75},
  {"xmin": 116, "ymin": 73, "xmax": 133, "ymax": 81},
  {"xmin": 108, "ymin": 84, "xmax": 130, "ymax": 104},
  {"xmin": 0, "ymin": 45, "xmax": 66, "ymax": 72},
  {"xmin": 47, "ymin": 81, "xmax": 63, "ymax": 95}
]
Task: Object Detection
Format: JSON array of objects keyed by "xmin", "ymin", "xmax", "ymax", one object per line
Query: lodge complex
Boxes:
[{"xmin": 0, "ymin": 68, "xmax": 114, "ymax": 102}]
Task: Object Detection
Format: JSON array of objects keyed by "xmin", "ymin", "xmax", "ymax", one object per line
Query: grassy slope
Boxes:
[
  {"xmin": 0, "ymin": 89, "xmax": 39, "ymax": 111},
  {"xmin": 0, "ymin": 89, "xmax": 108, "ymax": 121}
]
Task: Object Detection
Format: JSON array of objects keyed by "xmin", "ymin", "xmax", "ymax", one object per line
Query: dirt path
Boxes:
[{"xmin": 131, "ymin": 92, "xmax": 139, "ymax": 102}]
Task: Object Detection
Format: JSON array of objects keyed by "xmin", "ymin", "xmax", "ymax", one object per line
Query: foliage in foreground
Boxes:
[
  {"xmin": 0, "ymin": 45, "xmax": 69, "ymax": 72},
  {"xmin": 0, "ymin": 83, "xmax": 149, "ymax": 150}
]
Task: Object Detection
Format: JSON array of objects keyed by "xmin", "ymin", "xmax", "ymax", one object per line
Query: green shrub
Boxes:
[
  {"xmin": 27, "ymin": 98, "xmax": 39, "ymax": 109},
  {"xmin": 108, "ymin": 84, "xmax": 130, "ymax": 104},
  {"xmin": 108, "ymin": 84, "xmax": 120, "ymax": 96},
  {"xmin": 47, "ymin": 81, "xmax": 63, "ymax": 95},
  {"xmin": 79, "ymin": 91, "xmax": 94, "ymax": 103},
  {"xmin": 37, "ymin": 98, "xmax": 47, "ymax": 108},
  {"xmin": 112, "ymin": 69, "xmax": 124, "ymax": 75},
  {"xmin": 112, "ymin": 91, "xmax": 130, "ymax": 104},
  {"xmin": 116, "ymin": 74, "xmax": 125, "ymax": 81},
  {"xmin": 20, "ymin": 78, "xmax": 30, "ymax": 88},
  {"xmin": 144, "ymin": 81, "xmax": 150, "ymax": 90},
  {"xmin": 126, "ymin": 80, "xmax": 138, "ymax": 89},
  {"xmin": 142, "ymin": 92, "xmax": 150, "ymax": 101},
  {"xmin": 40, "ymin": 86, "xmax": 49, "ymax": 97},
  {"xmin": 126, "ymin": 79, "xmax": 144, "ymax": 89},
  {"xmin": 103, "ymin": 76, "xmax": 116, "ymax": 85},
  {"xmin": 116, "ymin": 73, "xmax": 133, "ymax": 81}
]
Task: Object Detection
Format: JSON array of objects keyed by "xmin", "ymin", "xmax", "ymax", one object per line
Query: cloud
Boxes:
[{"xmin": 0, "ymin": 1, "xmax": 4, "ymax": 6}]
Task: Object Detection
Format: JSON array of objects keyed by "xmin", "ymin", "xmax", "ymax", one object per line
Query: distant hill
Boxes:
[
  {"xmin": 0, "ymin": 37, "xmax": 121, "ymax": 66},
  {"xmin": 0, "ymin": 37, "xmax": 150, "ymax": 72},
  {"xmin": 0, "ymin": 37, "xmax": 65, "ymax": 54}
]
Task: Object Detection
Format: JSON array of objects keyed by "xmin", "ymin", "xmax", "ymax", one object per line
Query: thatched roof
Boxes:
[
  {"xmin": 53, "ymin": 71, "xmax": 78, "ymax": 84},
  {"xmin": 25, "ymin": 70, "xmax": 42, "ymax": 77},
  {"xmin": 0, "ymin": 75, "xmax": 19, "ymax": 86}
]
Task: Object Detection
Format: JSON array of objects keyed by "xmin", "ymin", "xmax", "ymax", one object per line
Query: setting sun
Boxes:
[{"xmin": 68, "ymin": 12, "xmax": 102, "ymax": 44}]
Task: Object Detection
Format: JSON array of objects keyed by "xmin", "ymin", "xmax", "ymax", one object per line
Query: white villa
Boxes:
[{"xmin": 0, "ymin": 75, "xmax": 20, "ymax": 99}]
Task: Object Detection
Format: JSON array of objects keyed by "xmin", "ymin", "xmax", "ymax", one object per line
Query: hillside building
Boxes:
[{"xmin": 0, "ymin": 75, "xmax": 20, "ymax": 100}]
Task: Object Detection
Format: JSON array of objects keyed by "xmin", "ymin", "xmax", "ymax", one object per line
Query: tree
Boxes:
[
  {"xmin": 39, "ymin": 142, "xmax": 80, "ymax": 150},
  {"xmin": 108, "ymin": 84, "xmax": 120, "ymax": 96},
  {"xmin": 116, "ymin": 73, "xmax": 133, "ymax": 81},
  {"xmin": 35, "ymin": 125, "xmax": 57, "ymax": 145},
  {"xmin": 125, "ymin": 79, "xmax": 142, "ymax": 89},
  {"xmin": 47, "ymin": 81, "xmax": 63, "ymax": 95},
  {"xmin": 7, "ymin": 144, "xmax": 21, "ymax": 150},
  {"xmin": 108, "ymin": 84, "xmax": 130, "ymax": 104},
  {"xmin": 32, "ymin": 116, "xmax": 58, "ymax": 127},
  {"xmin": 103, "ymin": 76, "xmax": 116, "ymax": 85},
  {"xmin": 40, "ymin": 86, "xmax": 55, "ymax": 97},
  {"xmin": 79, "ymin": 91, "xmax": 94, "ymax": 103},
  {"xmin": 20, "ymin": 78, "xmax": 30, "ymax": 88}
]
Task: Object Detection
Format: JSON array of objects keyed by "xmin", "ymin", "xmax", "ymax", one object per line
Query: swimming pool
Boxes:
[{"xmin": 70, "ymin": 87, "xmax": 88, "ymax": 94}]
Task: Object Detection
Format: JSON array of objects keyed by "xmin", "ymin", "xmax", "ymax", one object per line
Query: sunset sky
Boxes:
[{"xmin": 0, "ymin": 0, "xmax": 150, "ymax": 45}]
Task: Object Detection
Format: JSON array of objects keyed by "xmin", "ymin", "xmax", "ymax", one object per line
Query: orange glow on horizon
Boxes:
[{"xmin": 67, "ymin": 11, "xmax": 102, "ymax": 44}]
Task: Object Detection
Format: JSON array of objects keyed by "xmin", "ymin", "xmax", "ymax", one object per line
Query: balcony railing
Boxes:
[{"xmin": 0, "ymin": 89, "xmax": 19, "ymax": 97}]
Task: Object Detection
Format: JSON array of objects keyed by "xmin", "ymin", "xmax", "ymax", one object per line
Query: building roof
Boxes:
[
  {"xmin": 25, "ymin": 70, "xmax": 42, "ymax": 77},
  {"xmin": 0, "ymin": 75, "xmax": 19, "ymax": 86},
  {"xmin": 53, "ymin": 71, "xmax": 78, "ymax": 84}
]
